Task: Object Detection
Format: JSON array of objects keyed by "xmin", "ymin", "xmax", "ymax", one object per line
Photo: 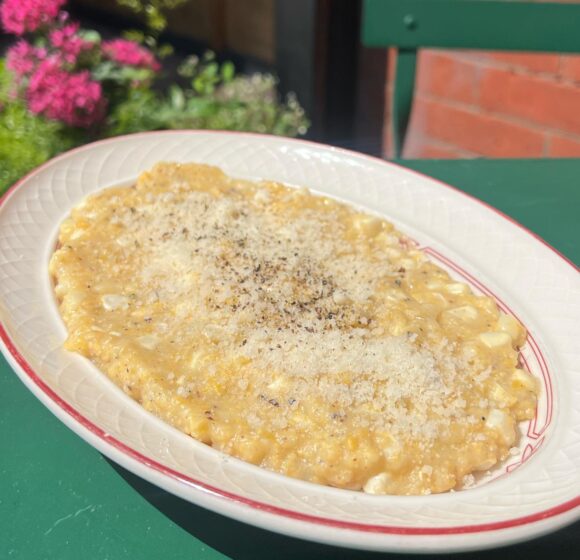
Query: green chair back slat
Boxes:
[
  {"xmin": 392, "ymin": 49, "xmax": 417, "ymax": 159},
  {"xmin": 362, "ymin": 0, "xmax": 580, "ymax": 53},
  {"xmin": 361, "ymin": 0, "xmax": 580, "ymax": 158}
]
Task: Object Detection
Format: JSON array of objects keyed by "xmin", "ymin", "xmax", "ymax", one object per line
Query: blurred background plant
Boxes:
[
  {"xmin": 117, "ymin": 0, "xmax": 189, "ymax": 36},
  {"xmin": 0, "ymin": 0, "xmax": 308, "ymax": 194}
]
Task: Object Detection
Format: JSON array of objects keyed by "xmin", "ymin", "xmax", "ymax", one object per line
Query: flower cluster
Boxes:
[
  {"xmin": 1, "ymin": 0, "xmax": 65, "ymax": 35},
  {"xmin": 49, "ymin": 23, "xmax": 93, "ymax": 65},
  {"xmin": 102, "ymin": 39, "xmax": 160, "ymax": 71},
  {"xmin": 6, "ymin": 40, "xmax": 46, "ymax": 79},
  {"xmin": 0, "ymin": 0, "xmax": 308, "ymax": 194},
  {"xmin": 27, "ymin": 59, "xmax": 106, "ymax": 127},
  {"xmin": 1, "ymin": 0, "xmax": 160, "ymax": 128}
]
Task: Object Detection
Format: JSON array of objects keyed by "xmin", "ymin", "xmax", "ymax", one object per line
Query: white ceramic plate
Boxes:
[{"xmin": 0, "ymin": 131, "xmax": 578, "ymax": 554}]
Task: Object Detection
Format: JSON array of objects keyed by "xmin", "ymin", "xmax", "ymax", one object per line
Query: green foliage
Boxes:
[
  {"xmin": 105, "ymin": 54, "xmax": 309, "ymax": 138},
  {"xmin": 92, "ymin": 60, "xmax": 153, "ymax": 84},
  {"xmin": 0, "ymin": 62, "xmax": 78, "ymax": 194},
  {"xmin": 117, "ymin": 0, "xmax": 184, "ymax": 58},
  {"xmin": 1, "ymin": 0, "xmax": 310, "ymax": 195},
  {"xmin": 116, "ymin": 0, "xmax": 188, "ymax": 34},
  {"xmin": 0, "ymin": 105, "xmax": 63, "ymax": 194},
  {"xmin": 105, "ymin": 88, "xmax": 165, "ymax": 135}
]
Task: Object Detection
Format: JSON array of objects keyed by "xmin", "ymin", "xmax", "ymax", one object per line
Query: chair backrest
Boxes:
[{"xmin": 361, "ymin": 0, "xmax": 580, "ymax": 158}]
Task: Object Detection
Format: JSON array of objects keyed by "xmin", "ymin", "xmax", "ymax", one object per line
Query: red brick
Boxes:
[
  {"xmin": 416, "ymin": 98, "xmax": 545, "ymax": 157},
  {"xmin": 387, "ymin": 48, "xmax": 397, "ymax": 81},
  {"xmin": 480, "ymin": 68, "xmax": 580, "ymax": 135},
  {"xmin": 560, "ymin": 55, "xmax": 580, "ymax": 83},
  {"xmin": 382, "ymin": 119, "xmax": 395, "ymax": 158},
  {"xmin": 414, "ymin": 142, "xmax": 466, "ymax": 159},
  {"xmin": 416, "ymin": 50, "xmax": 479, "ymax": 105},
  {"xmin": 383, "ymin": 83, "xmax": 395, "ymax": 157},
  {"xmin": 548, "ymin": 135, "xmax": 580, "ymax": 157},
  {"xmin": 489, "ymin": 52, "xmax": 560, "ymax": 74}
]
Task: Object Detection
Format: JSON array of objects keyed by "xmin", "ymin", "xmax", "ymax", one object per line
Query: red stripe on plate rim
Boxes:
[
  {"xmin": 424, "ymin": 247, "xmax": 554, "ymax": 436},
  {"xmin": 422, "ymin": 246, "xmax": 553, "ymax": 477},
  {"xmin": 0, "ymin": 130, "xmax": 578, "ymax": 537}
]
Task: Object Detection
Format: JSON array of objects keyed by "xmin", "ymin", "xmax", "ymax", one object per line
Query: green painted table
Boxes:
[{"xmin": 1, "ymin": 159, "xmax": 579, "ymax": 559}]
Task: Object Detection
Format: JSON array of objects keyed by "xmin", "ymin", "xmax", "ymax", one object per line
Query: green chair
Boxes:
[{"xmin": 361, "ymin": 0, "xmax": 580, "ymax": 158}]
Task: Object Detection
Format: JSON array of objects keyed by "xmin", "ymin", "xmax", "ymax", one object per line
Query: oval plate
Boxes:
[{"xmin": 0, "ymin": 131, "xmax": 578, "ymax": 554}]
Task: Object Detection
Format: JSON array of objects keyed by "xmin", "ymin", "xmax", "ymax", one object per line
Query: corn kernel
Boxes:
[
  {"xmin": 446, "ymin": 282, "xmax": 469, "ymax": 295},
  {"xmin": 497, "ymin": 312, "xmax": 524, "ymax": 344},
  {"xmin": 253, "ymin": 189, "xmax": 271, "ymax": 204},
  {"xmin": 485, "ymin": 409, "xmax": 516, "ymax": 444},
  {"xmin": 446, "ymin": 305, "xmax": 479, "ymax": 322},
  {"xmin": 137, "ymin": 335, "xmax": 158, "ymax": 350},
  {"xmin": 332, "ymin": 290, "xmax": 350, "ymax": 305},
  {"xmin": 363, "ymin": 472, "xmax": 391, "ymax": 495},
  {"xmin": 479, "ymin": 332, "xmax": 512, "ymax": 348},
  {"xmin": 101, "ymin": 294, "xmax": 129, "ymax": 311},
  {"xmin": 354, "ymin": 216, "xmax": 382, "ymax": 237},
  {"xmin": 489, "ymin": 382, "xmax": 517, "ymax": 407},
  {"xmin": 512, "ymin": 368, "xmax": 537, "ymax": 391}
]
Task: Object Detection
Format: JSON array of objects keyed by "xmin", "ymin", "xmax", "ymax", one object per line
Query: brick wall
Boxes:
[{"xmin": 388, "ymin": 49, "xmax": 580, "ymax": 158}]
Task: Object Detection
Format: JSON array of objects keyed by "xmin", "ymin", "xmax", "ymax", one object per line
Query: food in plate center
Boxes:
[{"xmin": 49, "ymin": 162, "xmax": 538, "ymax": 495}]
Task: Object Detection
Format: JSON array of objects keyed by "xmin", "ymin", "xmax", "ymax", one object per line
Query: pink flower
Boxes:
[
  {"xmin": 102, "ymin": 39, "xmax": 160, "ymax": 72},
  {"xmin": 49, "ymin": 23, "xmax": 93, "ymax": 64},
  {"xmin": 1, "ymin": 0, "xmax": 66, "ymax": 35},
  {"xmin": 27, "ymin": 58, "xmax": 106, "ymax": 127},
  {"xmin": 6, "ymin": 40, "xmax": 47, "ymax": 79}
]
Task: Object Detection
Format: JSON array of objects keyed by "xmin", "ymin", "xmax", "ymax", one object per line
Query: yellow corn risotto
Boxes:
[{"xmin": 49, "ymin": 162, "xmax": 538, "ymax": 495}]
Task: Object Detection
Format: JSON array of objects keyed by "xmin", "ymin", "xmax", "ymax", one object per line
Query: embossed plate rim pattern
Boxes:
[{"xmin": 0, "ymin": 131, "xmax": 578, "ymax": 553}]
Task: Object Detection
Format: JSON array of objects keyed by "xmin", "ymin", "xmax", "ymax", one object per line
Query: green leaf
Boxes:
[
  {"xmin": 79, "ymin": 30, "xmax": 101, "ymax": 44},
  {"xmin": 91, "ymin": 61, "xmax": 116, "ymax": 81},
  {"xmin": 157, "ymin": 43, "xmax": 174, "ymax": 58},
  {"xmin": 144, "ymin": 35, "xmax": 157, "ymax": 48},
  {"xmin": 192, "ymin": 76, "xmax": 207, "ymax": 94},
  {"xmin": 169, "ymin": 85, "xmax": 185, "ymax": 109},
  {"xmin": 178, "ymin": 55, "xmax": 198, "ymax": 78},
  {"xmin": 221, "ymin": 61, "xmax": 235, "ymax": 82},
  {"xmin": 92, "ymin": 62, "xmax": 153, "ymax": 84},
  {"xmin": 120, "ymin": 67, "xmax": 152, "ymax": 81},
  {"xmin": 122, "ymin": 29, "xmax": 145, "ymax": 43},
  {"xmin": 204, "ymin": 62, "xmax": 218, "ymax": 78},
  {"xmin": 117, "ymin": 0, "xmax": 143, "ymax": 14}
]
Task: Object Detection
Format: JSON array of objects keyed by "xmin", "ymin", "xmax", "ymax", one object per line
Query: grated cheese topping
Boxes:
[
  {"xmin": 109, "ymin": 173, "xmax": 468, "ymax": 442},
  {"xmin": 51, "ymin": 162, "xmax": 538, "ymax": 495}
]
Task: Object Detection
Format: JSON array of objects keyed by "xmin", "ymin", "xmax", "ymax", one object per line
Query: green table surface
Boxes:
[{"xmin": 1, "ymin": 158, "xmax": 579, "ymax": 559}]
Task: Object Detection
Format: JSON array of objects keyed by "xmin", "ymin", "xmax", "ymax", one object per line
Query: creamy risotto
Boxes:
[{"xmin": 49, "ymin": 163, "xmax": 538, "ymax": 495}]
